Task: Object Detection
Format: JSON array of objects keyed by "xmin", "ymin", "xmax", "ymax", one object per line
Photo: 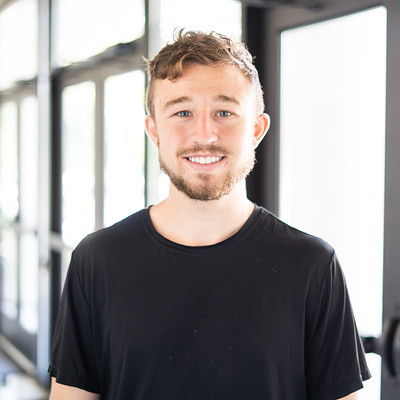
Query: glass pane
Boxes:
[
  {"xmin": 104, "ymin": 70, "xmax": 146, "ymax": 226},
  {"xmin": 0, "ymin": 0, "xmax": 38, "ymax": 90},
  {"xmin": 160, "ymin": 0, "xmax": 242, "ymax": 45},
  {"xmin": 0, "ymin": 102, "xmax": 19, "ymax": 221},
  {"xmin": 20, "ymin": 96, "xmax": 39, "ymax": 230},
  {"xmin": 19, "ymin": 96, "xmax": 39, "ymax": 333},
  {"xmin": 19, "ymin": 232, "xmax": 38, "ymax": 333},
  {"xmin": 54, "ymin": 0, "xmax": 145, "ymax": 66},
  {"xmin": 62, "ymin": 81, "xmax": 96, "ymax": 247},
  {"xmin": 280, "ymin": 7, "xmax": 387, "ymax": 400},
  {"xmin": 0, "ymin": 229, "xmax": 18, "ymax": 319}
]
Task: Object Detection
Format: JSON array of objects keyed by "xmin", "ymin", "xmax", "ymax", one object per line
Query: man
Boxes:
[{"xmin": 48, "ymin": 30, "xmax": 370, "ymax": 399}]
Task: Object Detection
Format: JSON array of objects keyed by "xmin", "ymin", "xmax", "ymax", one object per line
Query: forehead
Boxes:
[{"xmin": 152, "ymin": 63, "xmax": 254, "ymax": 110}]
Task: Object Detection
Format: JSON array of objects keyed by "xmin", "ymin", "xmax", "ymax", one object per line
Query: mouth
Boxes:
[{"xmin": 187, "ymin": 156, "xmax": 224, "ymax": 165}]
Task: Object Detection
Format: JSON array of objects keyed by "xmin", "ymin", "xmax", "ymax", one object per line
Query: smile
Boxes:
[{"xmin": 187, "ymin": 156, "xmax": 223, "ymax": 165}]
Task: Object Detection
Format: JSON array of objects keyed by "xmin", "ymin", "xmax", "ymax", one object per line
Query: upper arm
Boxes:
[
  {"xmin": 49, "ymin": 378, "xmax": 100, "ymax": 400},
  {"xmin": 49, "ymin": 254, "xmax": 100, "ymax": 396}
]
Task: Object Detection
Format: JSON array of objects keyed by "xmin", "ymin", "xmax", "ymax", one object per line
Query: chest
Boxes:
[{"xmin": 92, "ymin": 248, "xmax": 309, "ymax": 367}]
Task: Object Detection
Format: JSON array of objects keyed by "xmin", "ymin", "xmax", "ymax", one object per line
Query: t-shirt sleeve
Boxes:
[
  {"xmin": 48, "ymin": 250, "xmax": 100, "ymax": 394},
  {"xmin": 305, "ymin": 251, "xmax": 371, "ymax": 400}
]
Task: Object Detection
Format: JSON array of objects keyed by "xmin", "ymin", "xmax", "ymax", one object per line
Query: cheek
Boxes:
[
  {"xmin": 239, "ymin": 134, "xmax": 258, "ymax": 161},
  {"xmin": 157, "ymin": 134, "xmax": 180, "ymax": 159},
  {"xmin": 162, "ymin": 127, "xmax": 190, "ymax": 150},
  {"xmin": 235, "ymin": 125, "xmax": 257, "ymax": 149}
]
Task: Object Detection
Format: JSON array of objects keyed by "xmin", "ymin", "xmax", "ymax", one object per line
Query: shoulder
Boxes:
[
  {"xmin": 69, "ymin": 208, "xmax": 150, "ymax": 274},
  {"xmin": 76, "ymin": 208, "xmax": 148, "ymax": 252},
  {"xmin": 63, "ymin": 208, "xmax": 152, "ymax": 294},
  {"xmin": 253, "ymin": 205, "xmax": 334, "ymax": 265}
]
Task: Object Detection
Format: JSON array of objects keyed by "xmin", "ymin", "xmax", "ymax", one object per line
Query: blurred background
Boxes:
[{"xmin": 0, "ymin": 0, "xmax": 399, "ymax": 398}]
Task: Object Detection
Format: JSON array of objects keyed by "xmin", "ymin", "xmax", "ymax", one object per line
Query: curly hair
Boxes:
[{"xmin": 145, "ymin": 29, "xmax": 264, "ymax": 117}]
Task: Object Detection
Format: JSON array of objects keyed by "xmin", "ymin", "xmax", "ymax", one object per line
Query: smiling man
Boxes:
[{"xmin": 48, "ymin": 30, "xmax": 370, "ymax": 400}]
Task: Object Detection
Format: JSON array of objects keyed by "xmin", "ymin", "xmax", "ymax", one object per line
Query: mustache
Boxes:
[{"xmin": 176, "ymin": 144, "xmax": 230, "ymax": 157}]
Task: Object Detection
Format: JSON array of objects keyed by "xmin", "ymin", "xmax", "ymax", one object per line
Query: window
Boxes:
[
  {"xmin": 0, "ymin": 0, "xmax": 244, "ymax": 381},
  {"xmin": 0, "ymin": 97, "xmax": 40, "ymax": 333},
  {"xmin": 61, "ymin": 81, "xmax": 96, "ymax": 247},
  {"xmin": 53, "ymin": 0, "xmax": 145, "ymax": 66},
  {"xmin": 104, "ymin": 70, "xmax": 146, "ymax": 227},
  {"xmin": 0, "ymin": 101, "xmax": 19, "ymax": 320},
  {"xmin": 159, "ymin": 0, "xmax": 242, "ymax": 44},
  {"xmin": 279, "ymin": 7, "xmax": 387, "ymax": 399},
  {"xmin": 0, "ymin": 0, "xmax": 38, "ymax": 89},
  {"xmin": 19, "ymin": 96, "xmax": 39, "ymax": 333},
  {"xmin": 0, "ymin": 102, "xmax": 18, "ymax": 221}
]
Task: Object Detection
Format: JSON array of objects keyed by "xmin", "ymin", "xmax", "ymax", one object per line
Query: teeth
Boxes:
[{"xmin": 188, "ymin": 156, "xmax": 222, "ymax": 164}]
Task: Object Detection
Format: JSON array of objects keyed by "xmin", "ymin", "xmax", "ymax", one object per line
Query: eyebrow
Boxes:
[
  {"xmin": 162, "ymin": 94, "xmax": 241, "ymax": 111},
  {"xmin": 163, "ymin": 96, "xmax": 191, "ymax": 111},
  {"xmin": 214, "ymin": 94, "xmax": 240, "ymax": 105}
]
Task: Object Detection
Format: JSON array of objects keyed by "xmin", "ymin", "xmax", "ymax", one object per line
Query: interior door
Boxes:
[{"xmin": 244, "ymin": 0, "xmax": 400, "ymax": 398}]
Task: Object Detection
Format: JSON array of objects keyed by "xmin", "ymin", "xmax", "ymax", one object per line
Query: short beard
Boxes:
[{"xmin": 159, "ymin": 147, "xmax": 256, "ymax": 202}]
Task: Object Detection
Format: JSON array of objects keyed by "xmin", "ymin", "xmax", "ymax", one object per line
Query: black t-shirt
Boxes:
[{"xmin": 49, "ymin": 205, "xmax": 371, "ymax": 399}]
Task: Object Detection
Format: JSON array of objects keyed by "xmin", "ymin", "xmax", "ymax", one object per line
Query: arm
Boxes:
[
  {"xmin": 338, "ymin": 391, "xmax": 359, "ymax": 399},
  {"xmin": 49, "ymin": 378, "xmax": 100, "ymax": 400}
]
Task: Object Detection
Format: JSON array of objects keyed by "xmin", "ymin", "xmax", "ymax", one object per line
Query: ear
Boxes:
[
  {"xmin": 253, "ymin": 113, "xmax": 270, "ymax": 149},
  {"xmin": 145, "ymin": 115, "xmax": 159, "ymax": 148}
]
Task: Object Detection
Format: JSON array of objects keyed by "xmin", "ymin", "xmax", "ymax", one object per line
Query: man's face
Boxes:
[{"xmin": 145, "ymin": 63, "xmax": 268, "ymax": 201}]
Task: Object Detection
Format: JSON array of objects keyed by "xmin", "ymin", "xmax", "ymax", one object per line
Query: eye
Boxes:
[
  {"xmin": 176, "ymin": 110, "xmax": 191, "ymax": 117},
  {"xmin": 217, "ymin": 110, "xmax": 232, "ymax": 117}
]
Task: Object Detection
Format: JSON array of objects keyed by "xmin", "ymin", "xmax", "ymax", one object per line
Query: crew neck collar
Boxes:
[{"xmin": 141, "ymin": 204, "xmax": 263, "ymax": 255}]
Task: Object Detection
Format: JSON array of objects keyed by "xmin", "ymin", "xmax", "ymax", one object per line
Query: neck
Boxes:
[{"xmin": 149, "ymin": 181, "xmax": 254, "ymax": 246}]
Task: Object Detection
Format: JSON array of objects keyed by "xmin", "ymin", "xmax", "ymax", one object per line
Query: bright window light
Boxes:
[
  {"xmin": 54, "ymin": 0, "xmax": 145, "ymax": 66},
  {"xmin": 62, "ymin": 81, "xmax": 96, "ymax": 247},
  {"xmin": 0, "ymin": 102, "xmax": 19, "ymax": 221},
  {"xmin": 160, "ymin": 0, "xmax": 242, "ymax": 47},
  {"xmin": 0, "ymin": 0, "xmax": 38, "ymax": 89},
  {"xmin": 104, "ymin": 70, "xmax": 146, "ymax": 226},
  {"xmin": 280, "ymin": 7, "xmax": 387, "ymax": 399}
]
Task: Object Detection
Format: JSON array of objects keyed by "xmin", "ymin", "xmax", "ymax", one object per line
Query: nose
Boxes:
[{"xmin": 191, "ymin": 112, "xmax": 218, "ymax": 145}]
